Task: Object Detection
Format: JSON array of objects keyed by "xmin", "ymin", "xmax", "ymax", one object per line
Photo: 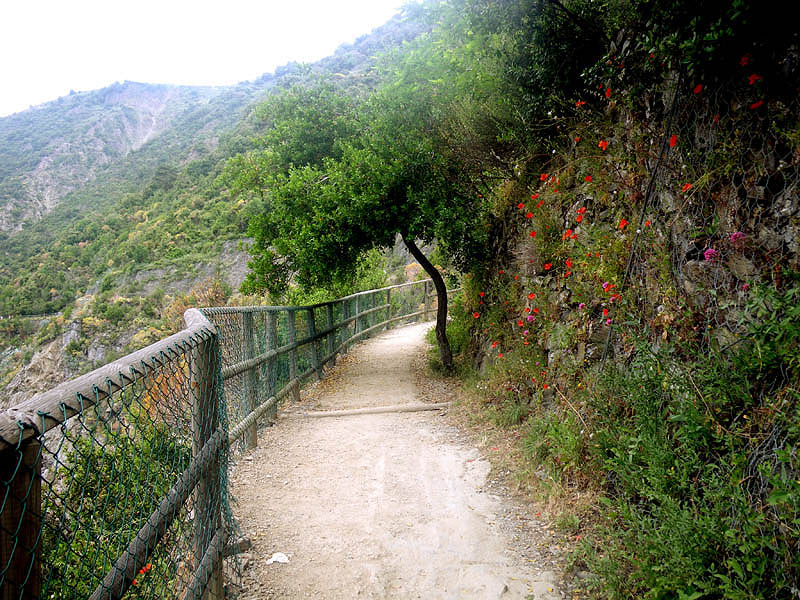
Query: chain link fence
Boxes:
[
  {"xmin": 1, "ymin": 279, "xmax": 444, "ymax": 598},
  {"xmin": 0, "ymin": 309, "xmax": 228, "ymax": 600}
]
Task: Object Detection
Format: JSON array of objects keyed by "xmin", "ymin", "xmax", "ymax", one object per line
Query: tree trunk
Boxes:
[{"xmin": 401, "ymin": 235, "xmax": 454, "ymax": 371}]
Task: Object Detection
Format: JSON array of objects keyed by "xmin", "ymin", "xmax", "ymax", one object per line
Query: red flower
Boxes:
[
  {"xmin": 605, "ymin": 87, "xmax": 612, "ymax": 99},
  {"xmin": 491, "ymin": 341, "xmax": 498, "ymax": 348},
  {"xmin": 669, "ymin": 134, "xmax": 677, "ymax": 148},
  {"xmin": 564, "ymin": 271, "xmax": 571, "ymax": 278},
  {"xmin": 565, "ymin": 259, "xmax": 573, "ymax": 268},
  {"xmin": 517, "ymin": 320, "xmax": 524, "ymax": 327},
  {"xmin": 531, "ymin": 193, "xmax": 539, "ymax": 200},
  {"xmin": 577, "ymin": 206, "xmax": 587, "ymax": 214},
  {"xmin": 528, "ymin": 292, "xmax": 535, "ymax": 299},
  {"xmin": 529, "ymin": 230, "xmax": 537, "ymax": 237},
  {"xmin": 576, "ymin": 100, "xmax": 586, "ymax": 107},
  {"xmin": 473, "ymin": 312, "xmax": 480, "ymax": 318},
  {"xmin": 603, "ymin": 308, "xmax": 609, "ymax": 317},
  {"xmin": 479, "ymin": 291, "xmax": 485, "ymax": 297},
  {"xmin": 526, "ymin": 212, "xmax": 533, "ymax": 219},
  {"xmin": 498, "ymin": 353, "xmax": 504, "ymax": 358},
  {"xmin": 693, "ymin": 84, "xmax": 703, "ymax": 94},
  {"xmin": 748, "ymin": 73, "xmax": 763, "ymax": 85},
  {"xmin": 576, "ymin": 215, "xmax": 583, "ymax": 223},
  {"xmin": 750, "ymin": 99, "xmax": 764, "ymax": 110},
  {"xmin": 544, "ymin": 263, "xmax": 552, "ymax": 270},
  {"xmin": 739, "ymin": 54, "xmax": 751, "ymax": 67},
  {"xmin": 499, "ymin": 269, "xmax": 504, "ymax": 274},
  {"xmin": 562, "ymin": 229, "xmax": 573, "ymax": 240},
  {"xmin": 574, "ymin": 136, "xmax": 581, "ymax": 143},
  {"xmin": 713, "ymin": 113, "xmax": 720, "ymax": 123},
  {"xmin": 540, "ymin": 173, "xmax": 549, "ymax": 181},
  {"xmin": 536, "ymin": 200, "xmax": 544, "ymax": 208},
  {"xmin": 681, "ymin": 183, "xmax": 693, "ymax": 192},
  {"xmin": 517, "ymin": 202, "xmax": 525, "ymax": 209},
  {"xmin": 619, "ymin": 218, "xmax": 629, "ymax": 229},
  {"xmin": 644, "ymin": 220, "xmax": 651, "ymax": 227},
  {"xmin": 584, "ymin": 175, "xmax": 592, "ymax": 182},
  {"xmin": 598, "ymin": 140, "xmax": 609, "ymax": 151}
]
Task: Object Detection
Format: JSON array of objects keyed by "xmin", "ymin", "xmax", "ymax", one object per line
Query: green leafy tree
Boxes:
[{"xmin": 237, "ymin": 75, "xmax": 489, "ymax": 370}]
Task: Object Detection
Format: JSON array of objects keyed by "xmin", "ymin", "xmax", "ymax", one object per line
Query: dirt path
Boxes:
[{"xmin": 230, "ymin": 322, "xmax": 562, "ymax": 599}]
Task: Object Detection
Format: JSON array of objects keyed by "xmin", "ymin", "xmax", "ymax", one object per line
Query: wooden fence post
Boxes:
[
  {"xmin": 241, "ymin": 312, "xmax": 257, "ymax": 450},
  {"xmin": 326, "ymin": 303, "xmax": 336, "ymax": 366},
  {"xmin": 386, "ymin": 288, "xmax": 392, "ymax": 330},
  {"xmin": 286, "ymin": 311, "xmax": 301, "ymax": 403},
  {"xmin": 342, "ymin": 300, "xmax": 351, "ymax": 352},
  {"xmin": 307, "ymin": 308, "xmax": 322, "ymax": 381},
  {"xmin": 354, "ymin": 295, "xmax": 361, "ymax": 339},
  {"xmin": 0, "ymin": 441, "xmax": 42, "ymax": 600},
  {"xmin": 191, "ymin": 337, "xmax": 223, "ymax": 600},
  {"xmin": 266, "ymin": 311, "xmax": 278, "ymax": 419},
  {"xmin": 424, "ymin": 281, "xmax": 432, "ymax": 321}
]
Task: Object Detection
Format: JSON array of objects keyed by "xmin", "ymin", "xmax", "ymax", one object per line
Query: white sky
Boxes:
[{"xmin": 0, "ymin": 0, "xmax": 406, "ymax": 117}]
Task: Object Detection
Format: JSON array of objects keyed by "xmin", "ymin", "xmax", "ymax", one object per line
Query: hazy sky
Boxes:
[{"xmin": 0, "ymin": 0, "xmax": 406, "ymax": 117}]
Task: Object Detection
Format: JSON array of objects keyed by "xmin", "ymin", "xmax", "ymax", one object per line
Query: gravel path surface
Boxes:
[{"xmin": 229, "ymin": 322, "xmax": 562, "ymax": 599}]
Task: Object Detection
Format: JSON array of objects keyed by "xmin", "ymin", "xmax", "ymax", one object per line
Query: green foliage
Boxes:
[
  {"xmin": 581, "ymin": 323, "xmax": 800, "ymax": 597},
  {"xmin": 237, "ymin": 68, "xmax": 491, "ymax": 297}
]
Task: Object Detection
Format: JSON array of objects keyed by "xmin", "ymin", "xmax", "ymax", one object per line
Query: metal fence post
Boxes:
[
  {"xmin": 326, "ymin": 303, "xmax": 336, "ymax": 366},
  {"xmin": 191, "ymin": 337, "xmax": 223, "ymax": 600},
  {"xmin": 0, "ymin": 441, "xmax": 42, "ymax": 600},
  {"xmin": 241, "ymin": 312, "xmax": 257, "ymax": 450},
  {"xmin": 286, "ymin": 311, "xmax": 301, "ymax": 403},
  {"xmin": 307, "ymin": 308, "xmax": 322, "ymax": 381}
]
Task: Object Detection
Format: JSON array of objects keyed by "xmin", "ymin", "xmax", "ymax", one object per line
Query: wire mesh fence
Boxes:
[
  {"xmin": 0, "ymin": 279, "xmax": 444, "ymax": 598},
  {"xmin": 607, "ymin": 64, "xmax": 799, "ymax": 358},
  {"xmin": 0, "ymin": 310, "xmax": 229, "ymax": 600}
]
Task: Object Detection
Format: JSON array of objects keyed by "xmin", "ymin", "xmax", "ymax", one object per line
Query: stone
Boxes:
[{"xmin": 727, "ymin": 255, "xmax": 757, "ymax": 280}]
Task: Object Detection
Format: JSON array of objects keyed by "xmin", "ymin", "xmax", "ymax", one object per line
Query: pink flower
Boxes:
[
  {"xmin": 523, "ymin": 330, "xmax": 529, "ymax": 336},
  {"xmin": 703, "ymin": 248, "xmax": 719, "ymax": 262},
  {"xmin": 742, "ymin": 283, "xmax": 750, "ymax": 291},
  {"xmin": 526, "ymin": 315, "xmax": 535, "ymax": 322},
  {"xmin": 605, "ymin": 318, "xmax": 612, "ymax": 325},
  {"xmin": 730, "ymin": 231, "xmax": 746, "ymax": 246},
  {"xmin": 578, "ymin": 303, "xmax": 586, "ymax": 310}
]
